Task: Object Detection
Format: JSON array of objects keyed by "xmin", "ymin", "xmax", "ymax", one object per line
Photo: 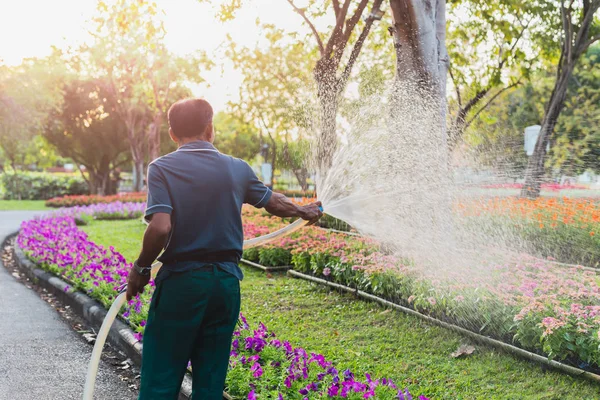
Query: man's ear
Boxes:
[
  {"xmin": 169, "ymin": 128, "xmax": 178, "ymax": 144},
  {"xmin": 205, "ymin": 122, "xmax": 215, "ymax": 143}
]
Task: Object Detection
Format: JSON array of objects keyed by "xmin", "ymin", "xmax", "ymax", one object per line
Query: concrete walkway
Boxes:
[{"xmin": 0, "ymin": 211, "xmax": 136, "ymax": 400}]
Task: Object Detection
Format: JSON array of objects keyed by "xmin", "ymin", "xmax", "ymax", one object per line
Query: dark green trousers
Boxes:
[{"xmin": 138, "ymin": 266, "xmax": 241, "ymax": 400}]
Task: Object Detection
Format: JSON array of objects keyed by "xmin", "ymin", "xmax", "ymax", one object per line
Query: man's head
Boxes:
[{"xmin": 167, "ymin": 98, "xmax": 214, "ymax": 144}]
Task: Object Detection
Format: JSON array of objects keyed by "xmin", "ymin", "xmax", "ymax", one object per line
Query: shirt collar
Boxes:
[{"xmin": 177, "ymin": 140, "xmax": 218, "ymax": 152}]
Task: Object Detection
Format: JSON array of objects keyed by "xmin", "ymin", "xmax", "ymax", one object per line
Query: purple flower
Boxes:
[{"xmin": 250, "ymin": 362, "xmax": 263, "ymax": 378}]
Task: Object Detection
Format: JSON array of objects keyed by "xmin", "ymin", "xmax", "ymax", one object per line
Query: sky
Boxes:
[{"xmin": 0, "ymin": 0, "xmax": 316, "ymax": 110}]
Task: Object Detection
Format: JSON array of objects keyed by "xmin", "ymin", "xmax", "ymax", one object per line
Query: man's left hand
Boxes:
[{"xmin": 126, "ymin": 268, "xmax": 150, "ymax": 301}]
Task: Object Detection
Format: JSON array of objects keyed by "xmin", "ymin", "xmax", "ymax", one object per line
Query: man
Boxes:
[{"xmin": 126, "ymin": 98, "xmax": 322, "ymax": 399}]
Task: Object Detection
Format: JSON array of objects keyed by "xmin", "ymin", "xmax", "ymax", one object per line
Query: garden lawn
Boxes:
[
  {"xmin": 83, "ymin": 220, "xmax": 600, "ymax": 399},
  {"xmin": 0, "ymin": 200, "xmax": 48, "ymax": 211}
]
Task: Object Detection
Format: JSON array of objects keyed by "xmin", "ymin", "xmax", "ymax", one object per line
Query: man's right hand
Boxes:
[{"xmin": 299, "ymin": 201, "xmax": 323, "ymax": 225}]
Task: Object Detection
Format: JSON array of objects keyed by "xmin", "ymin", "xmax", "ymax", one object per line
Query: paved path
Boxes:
[{"xmin": 0, "ymin": 211, "xmax": 136, "ymax": 400}]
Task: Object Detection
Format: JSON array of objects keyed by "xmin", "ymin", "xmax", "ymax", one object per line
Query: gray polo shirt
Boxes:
[{"xmin": 144, "ymin": 140, "xmax": 272, "ymax": 282}]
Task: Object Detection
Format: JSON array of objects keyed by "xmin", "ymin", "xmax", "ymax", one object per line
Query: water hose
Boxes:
[{"xmin": 83, "ymin": 216, "xmax": 314, "ymax": 400}]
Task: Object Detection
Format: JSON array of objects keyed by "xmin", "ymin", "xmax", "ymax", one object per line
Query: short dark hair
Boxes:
[{"xmin": 167, "ymin": 98, "xmax": 214, "ymax": 139}]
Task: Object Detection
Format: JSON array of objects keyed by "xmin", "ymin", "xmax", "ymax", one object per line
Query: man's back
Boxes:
[{"xmin": 146, "ymin": 140, "xmax": 272, "ymax": 273}]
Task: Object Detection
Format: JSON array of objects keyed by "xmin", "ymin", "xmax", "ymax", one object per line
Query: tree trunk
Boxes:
[
  {"xmin": 148, "ymin": 113, "xmax": 163, "ymax": 163},
  {"xmin": 132, "ymin": 158, "xmax": 145, "ymax": 192},
  {"xmin": 521, "ymin": 67, "xmax": 573, "ymax": 198},
  {"xmin": 314, "ymin": 63, "xmax": 340, "ymax": 173},
  {"xmin": 293, "ymin": 168, "xmax": 309, "ymax": 191}
]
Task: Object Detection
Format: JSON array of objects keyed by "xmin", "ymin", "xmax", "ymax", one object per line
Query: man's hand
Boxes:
[
  {"xmin": 299, "ymin": 201, "xmax": 323, "ymax": 225},
  {"xmin": 126, "ymin": 268, "xmax": 151, "ymax": 301}
]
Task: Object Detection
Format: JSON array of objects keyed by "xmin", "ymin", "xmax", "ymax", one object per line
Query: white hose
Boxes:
[{"xmin": 82, "ymin": 218, "xmax": 309, "ymax": 399}]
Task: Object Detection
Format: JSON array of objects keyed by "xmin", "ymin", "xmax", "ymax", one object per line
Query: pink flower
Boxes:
[
  {"xmin": 323, "ymin": 267, "xmax": 331, "ymax": 276},
  {"xmin": 428, "ymin": 297, "xmax": 437, "ymax": 306}
]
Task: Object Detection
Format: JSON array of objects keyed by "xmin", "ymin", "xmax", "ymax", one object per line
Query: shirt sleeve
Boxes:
[
  {"xmin": 244, "ymin": 162, "xmax": 272, "ymax": 208},
  {"xmin": 144, "ymin": 163, "xmax": 173, "ymax": 221}
]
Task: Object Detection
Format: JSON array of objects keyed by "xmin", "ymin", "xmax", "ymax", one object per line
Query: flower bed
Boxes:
[
  {"xmin": 477, "ymin": 183, "xmax": 589, "ymax": 191},
  {"xmin": 228, "ymin": 314, "xmax": 428, "ymax": 399},
  {"xmin": 238, "ymin": 206, "xmax": 600, "ymax": 371},
  {"xmin": 45, "ymin": 192, "xmax": 146, "ymax": 208},
  {"xmin": 457, "ymin": 197, "xmax": 600, "ymax": 266},
  {"xmin": 16, "ymin": 216, "xmax": 432, "ymax": 399},
  {"xmin": 52, "ymin": 201, "xmax": 146, "ymax": 223}
]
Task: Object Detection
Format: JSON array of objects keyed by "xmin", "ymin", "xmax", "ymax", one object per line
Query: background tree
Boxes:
[
  {"xmin": 213, "ymin": 111, "xmax": 261, "ymax": 161},
  {"xmin": 88, "ymin": 0, "xmax": 208, "ymax": 190},
  {"xmin": 446, "ymin": 1, "xmax": 556, "ymax": 147},
  {"xmin": 227, "ymin": 26, "xmax": 316, "ymax": 184},
  {"xmin": 44, "ymin": 78, "xmax": 130, "ymax": 195},
  {"xmin": 522, "ymin": 0, "xmax": 600, "ymax": 197},
  {"xmin": 0, "ymin": 56, "xmax": 63, "ymax": 170}
]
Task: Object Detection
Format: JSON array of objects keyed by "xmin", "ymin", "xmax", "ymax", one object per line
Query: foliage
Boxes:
[
  {"xmin": 226, "ymin": 25, "xmax": 317, "ymax": 181},
  {"xmin": 447, "ymin": 0, "xmax": 558, "ymax": 141},
  {"xmin": 0, "ymin": 55, "xmax": 64, "ymax": 169},
  {"xmin": 213, "ymin": 111, "xmax": 261, "ymax": 162},
  {"xmin": 551, "ymin": 45, "xmax": 600, "ymax": 175},
  {"xmin": 44, "ymin": 78, "xmax": 131, "ymax": 195},
  {"xmin": 1, "ymin": 172, "xmax": 88, "ymax": 200},
  {"xmin": 86, "ymin": 0, "xmax": 208, "ymax": 189},
  {"xmin": 465, "ymin": 44, "xmax": 600, "ymax": 178},
  {"xmin": 45, "ymin": 192, "xmax": 146, "ymax": 208}
]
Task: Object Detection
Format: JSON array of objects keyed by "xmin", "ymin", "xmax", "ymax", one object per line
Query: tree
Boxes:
[
  {"xmin": 286, "ymin": 0, "xmax": 386, "ymax": 171},
  {"xmin": 0, "ymin": 56, "xmax": 63, "ymax": 169},
  {"xmin": 445, "ymin": 1, "xmax": 555, "ymax": 147},
  {"xmin": 522, "ymin": 0, "xmax": 600, "ymax": 198},
  {"xmin": 550, "ymin": 44, "xmax": 600, "ymax": 175},
  {"xmin": 213, "ymin": 111, "xmax": 261, "ymax": 161},
  {"xmin": 463, "ymin": 84, "xmax": 540, "ymax": 179},
  {"xmin": 88, "ymin": 0, "xmax": 208, "ymax": 190},
  {"xmin": 44, "ymin": 78, "xmax": 130, "ymax": 195},
  {"xmin": 279, "ymin": 138, "xmax": 311, "ymax": 191},
  {"xmin": 227, "ymin": 26, "xmax": 316, "ymax": 184}
]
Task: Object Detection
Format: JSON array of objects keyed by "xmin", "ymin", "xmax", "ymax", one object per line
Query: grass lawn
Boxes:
[
  {"xmin": 83, "ymin": 219, "xmax": 600, "ymax": 399},
  {"xmin": 0, "ymin": 200, "xmax": 49, "ymax": 211}
]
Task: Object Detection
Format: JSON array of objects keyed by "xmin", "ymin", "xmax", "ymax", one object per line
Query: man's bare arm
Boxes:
[
  {"xmin": 264, "ymin": 192, "xmax": 323, "ymax": 222},
  {"xmin": 137, "ymin": 213, "xmax": 172, "ymax": 266},
  {"xmin": 126, "ymin": 213, "xmax": 171, "ymax": 300}
]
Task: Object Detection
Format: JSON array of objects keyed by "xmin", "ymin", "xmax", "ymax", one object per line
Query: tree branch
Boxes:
[
  {"xmin": 582, "ymin": 33, "xmax": 600, "ymax": 51},
  {"xmin": 287, "ymin": 0, "xmax": 325, "ymax": 55},
  {"xmin": 464, "ymin": 80, "xmax": 522, "ymax": 129},
  {"xmin": 324, "ymin": 0, "xmax": 352, "ymax": 58},
  {"xmin": 337, "ymin": 0, "xmax": 383, "ymax": 92},
  {"xmin": 561, "ymin": 1, "xmax": 573, "ymax": 63},
  {"xmin": 459, "ymin": 88, "xmax": 490, "ymax": 120},
  {"xmin": 498, "ymin": 20, "xmax": 530, "ymax": 71},
  {"xmin": 332, "ymin": 0, "xmax": 340, "ymax": 17},
  {"xmin": 448, "ymin": 65, "xmax": 462, "ymax": 108},
  {"xmin": 332, "ymin": 0, "xmax": 370, "ymax": 66}
]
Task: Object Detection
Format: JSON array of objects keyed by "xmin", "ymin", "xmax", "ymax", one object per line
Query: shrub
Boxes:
[{"xmin": 1, "ymin": 172, "xmax": 88, "ymax": 200}]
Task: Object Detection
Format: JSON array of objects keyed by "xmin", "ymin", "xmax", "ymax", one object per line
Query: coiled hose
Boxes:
[{"xmin": 82, "ymin": 218, "xmax": 310, "ymax": 399}]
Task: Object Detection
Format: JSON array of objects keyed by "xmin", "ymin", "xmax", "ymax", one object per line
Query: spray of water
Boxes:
[{"xmin": 315, "ymin": 81, "xmax": 471, "ymax": 273}]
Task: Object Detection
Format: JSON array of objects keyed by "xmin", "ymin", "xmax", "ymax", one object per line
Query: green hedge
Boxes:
[{"xmin": 1, "ymin": 172, "xmax": 89, "ymax": 200}]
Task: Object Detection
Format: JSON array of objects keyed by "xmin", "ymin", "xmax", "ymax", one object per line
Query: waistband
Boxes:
[{"xmin": 162, "ymin": 250, "xmax": 240, "ymax": 265}]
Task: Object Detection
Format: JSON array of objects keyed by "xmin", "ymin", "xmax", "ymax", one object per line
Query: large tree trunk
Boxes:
[{"xmin": 388, "ymin": 0, "xmax": 453, "ymax": 251}]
